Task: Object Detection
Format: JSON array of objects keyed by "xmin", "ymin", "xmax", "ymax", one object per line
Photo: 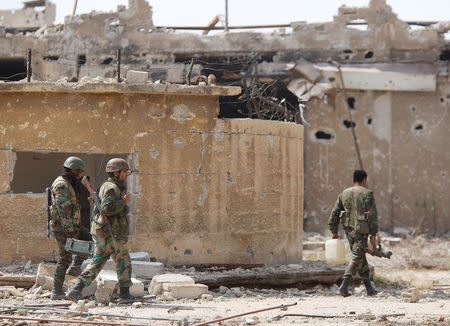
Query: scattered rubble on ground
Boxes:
[{"xmin": 0, "ymin": 238, "xmax": 448, "ymax": 325}]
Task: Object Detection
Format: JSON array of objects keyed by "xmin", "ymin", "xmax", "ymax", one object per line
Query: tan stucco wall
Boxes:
[
  {"xmin": 303, "ymin": 81, "xmax": 449, "ymax": 234},
  {"xmin": 0, "ymin": 85, "xmax": 303, "ymax": 265}
]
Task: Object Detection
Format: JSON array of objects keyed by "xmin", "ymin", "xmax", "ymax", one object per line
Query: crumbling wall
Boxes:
[
  {"xmin": 0, "ymin": 83, "xmax": 303, "ymax": 265},
  {"xmin": 0, "ymin": 1, "xmax": 55, "ymax": 29},
  {"xmin": 303, "ymin": 83, "xmax": 449, "ymax": 235}
]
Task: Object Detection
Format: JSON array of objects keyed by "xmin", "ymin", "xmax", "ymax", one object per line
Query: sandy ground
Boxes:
[{"xmin": 0, "ymin": 234, "xmax": 448, "ymax": 326}]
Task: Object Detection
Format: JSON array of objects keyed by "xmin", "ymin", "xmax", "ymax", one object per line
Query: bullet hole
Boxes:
[
  {"xmin": 101, "ymin": 57, "xmax": 113, "ymax": 65},
  {"xmin": 347, "ymin": 97, "xmax": 355, "ymax": 109},
  {"xmin": 207, "ymin": 249, "xmax": 213, "ymax": 255},
  {"xmin": 328, "ymin": 77, "xmax": 335, "ymax": 82},
  {"xmin": 411, "ymin": 106, "xmax": 416, "ymax": 112},
  {"xmin": 367, "ymin": 118, "xmax": 372, "ymax": 125},
  {"xmin": 313, "ymin": 171, "xmax": 319, "ymax": 177},
  {"xmin": 184, "ymin": 249, "xmax": 192, "ymax": 256},
  {"xmin": 174, "ymin": 246, "xmax": 177, "ymax": 251},
  {"xmin": 43, "ymin": 55, "xmax": 59, "ymax": 61},
  {"xmin": 364, "ymin": 51, "xmax": 374, "ymax": 59},
  {"xmin": 77, "ymin": 54, "xmax": 86, "ymax": 65},
  {"xmin": 414, "ymin": 124, "xmax": 423, "ymax": 130},
  {"xmin": 439, "ymin": 49, "xmax": 450, "ymax": 61},
  {"xmin": 440, "ymin": 97, "xmax": 444, "ymax": 103},
  {"xmin": 315, "ymin": 131, "xmax": 333, "ymax": 140},
  {"xmin": 343, "ymin": 49, "xmax": 353, "ymax": 60},
  {"xmin": 344, "ymin": 49, "xmax": 353, "ymax": 53},
  {"xmin": 343, "ymin": 120, "xmax": 356, "ymax": 128},
  {"xmin": 442, "ymin": 171, "xmax": 447, "ymax": 178}
]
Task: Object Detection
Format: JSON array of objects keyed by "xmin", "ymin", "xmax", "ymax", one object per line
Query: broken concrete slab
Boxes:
[
  {"xmin": 95, "ymin": 271, "xmax": 144, "ymax": 304},
  {"xmin": 290, "ymin": 58, "xmax": 322, "ymax": 83},
  {"xmin": 0, "ymin": 275, "xmax": 36, "ymax": 289},
  {"xmin": 303, "ymin": 241, "xmax": 325, "ymax": 250},
  {"xmin": 126, "ymin": 70, "xmax": 149, "ymax": 84},
  {"xmin": 148, "ymin": 274, "xmax": 195, "ymax": 295},
  {"xmin": 162, "ymin": 283, "xmax": 208, "ymax": 299},
  {"xmin": 81, "ymin": 259, "xmax": 163, "ymax": 279}
]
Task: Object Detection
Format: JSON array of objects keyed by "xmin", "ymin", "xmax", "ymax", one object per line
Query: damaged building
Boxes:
[{"xmin": 0, "ymin": 0, "xmax": 448, "ymax": 264}]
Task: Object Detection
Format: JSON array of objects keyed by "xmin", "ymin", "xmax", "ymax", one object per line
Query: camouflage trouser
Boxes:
[
  {"xmin": 79, "ymin": 235, "xmax": 132, "ymax": 288},
  {"xmin": 53, "ymin": 227, "xmax": 92, "ymax": 283},
  {"xmin": 344, "ymin": 230, "xmax": 370, "ymax": 281}
]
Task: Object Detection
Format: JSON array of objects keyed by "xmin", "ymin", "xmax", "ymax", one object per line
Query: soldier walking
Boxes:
[
  {"xmin": 67, "ymin": 158, "xmax": 135, "ymax": 303},
  {"xmin": 49, "ymin": 156, "xmax": 92, "ymax": 300},
  {"xmin": 328, "ymin": 170, "xmax": 379, "ymax": 297}
]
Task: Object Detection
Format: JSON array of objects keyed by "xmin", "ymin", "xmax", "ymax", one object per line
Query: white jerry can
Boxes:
[{"xmin": 325, "ymin": 239, "xmax": 346, "ymax": 265}]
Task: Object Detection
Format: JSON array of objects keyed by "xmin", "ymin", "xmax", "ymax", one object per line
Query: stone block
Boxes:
[
  {"xmin": 95, "ymin": 271, "xmax": 144, "ymax": 304},
  {"xmin": 162, "ymin": 283, "xmax": 208, "ymax": 299},
  {"xmin": 81, "ymin": 251, "xmax": 152, "ymax": 271},
  {"xmin": 148, "ymin": 274, "xmax": 194, "ymax": 295},
  {"xmin": 126, "ymin": 70, "xmax": 148, "ymax": 84},
  {"xmin": 303, "ymin": 241, "xmax": 325, "ymax": 250},
  {"xmin": 131, "ymin": 261, "xmax": 164, "ymax": 279}
]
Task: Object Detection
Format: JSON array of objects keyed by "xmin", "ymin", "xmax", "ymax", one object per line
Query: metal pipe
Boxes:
[
  {"xmin": 26, "ymin": 48, "xmax": 31, "ymax": 82},
  {"xmin": 0, "ymin": 315, "xmax": 150, "ymax": 326},
  {"xmin": 117, "ymin": 49, "xmax": 121, "ymax": 83},
  {"xmin": 224, "ymin": 0, "xmax": 229, "ymax": 32},
  {"xmin": 330, "ymin": 60, "xmax": 364, "ymax": 170},
  {"xmin": 193, "ymin": 302, "xmax": 297, "ymax": 326},
  {"xmin": 72, "ymin": 0, "xmax": 78, "ymax": 16}
]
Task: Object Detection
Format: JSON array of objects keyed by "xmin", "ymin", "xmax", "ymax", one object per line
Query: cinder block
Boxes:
[
  {"xmin": 95, "ymin": 271, "xmax": 144, "ymax": 304},
  {"xmin": 81, "ymin": 251, "xmax": 153, "ymax": 272},
  {"xmin": 131, "ymin": 261, "xmax": 164, "ymax": 279},
  {"xmin": 148, "ymin": 274, "xmax": 194, "ymax": 295},
  {"xmin": 162, "ymin": 283, "xmax": 208, "ymax": 299},
  {"xmin": 126, "ymin": 70, "xmax": 148, "ymax": 84}
]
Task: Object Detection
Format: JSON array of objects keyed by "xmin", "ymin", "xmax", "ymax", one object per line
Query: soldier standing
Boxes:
[
  {"xmin": 49, "ymin": 156, "xmax": 92, "ymax": 300},
  {"xmin": 328, "ymin": 170, "xmax": 379, "ymax": 297},
  {"xmin": 67, "ymin": 158, "xmax": 134, "ymax": 303}
]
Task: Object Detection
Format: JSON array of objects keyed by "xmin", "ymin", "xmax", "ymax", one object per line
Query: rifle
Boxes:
[
  {"xmin": 45, "ymin": 187, "xmax": 52, "ymax": 238},
  {"xmin": 367, "ymin": 236, "xmax": 392, "ymax": 259},
  {"xmin": 80, "ymin": 176, "xmax": 118, "ymax": 251}
]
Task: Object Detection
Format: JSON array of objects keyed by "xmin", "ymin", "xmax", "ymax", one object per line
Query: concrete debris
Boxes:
[
  {"xmin": 95, "ymin": 271, "xmax": 144, "ymax": 304},
  {"xmin": 126, "ymin": 70, "xmax": 149, "ymax": 84},
  {"xmin": 162, "ymin": 282, "xmax": 208, "ymax": 299},
  {"xmin": 81, "ymin": 259, "xmax": 163, "ymax": 280},
  {"xmin": 149, "ymin": 274, "xmax": 195, "ymax": 295},
  {"xmin": 289, "ymin": 58, "xmax": 322, "ymax": 83}
]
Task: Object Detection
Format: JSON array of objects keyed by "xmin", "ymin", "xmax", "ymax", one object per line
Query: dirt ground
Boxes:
[{"xmin": 0, "ymin": 234, "xmax": 448, "ymax": 326}]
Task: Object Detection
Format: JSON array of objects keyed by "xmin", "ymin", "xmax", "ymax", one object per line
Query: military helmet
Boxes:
[
  {"xmin": 106, "ymin": 158, "xmax": 129, "ymax": 173},
  {"xmin": 63, "ymin": 156, "xmax": 85, "ymax": 171}
]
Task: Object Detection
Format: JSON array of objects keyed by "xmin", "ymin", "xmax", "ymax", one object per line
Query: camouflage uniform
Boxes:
[
  {"xmin": 328, "ymin": 185, "xmax": 378, "ymax": 282},
  {"xmin": 78, "ymin": 177, "xmax": 131, "ymax": 288},
  {"xmin": 50, "ymin": 175, "xmax": 91, "ymax": 289}
]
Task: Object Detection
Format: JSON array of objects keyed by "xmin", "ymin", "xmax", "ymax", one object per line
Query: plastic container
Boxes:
[{"xmin": 325, "ymin": 239, "xmax": 346, "ymax": 265}]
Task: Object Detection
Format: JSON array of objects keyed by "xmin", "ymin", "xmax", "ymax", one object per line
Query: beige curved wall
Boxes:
[{"xmin": 0, "ymin": 85, "xmax": 303, "ymax": 265}]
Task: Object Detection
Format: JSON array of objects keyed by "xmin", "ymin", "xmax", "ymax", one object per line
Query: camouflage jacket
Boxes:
[
  {"xmin": 91, "ymin": 177, "xmax": 129, "ymax": 241},
  {"xmin": 50, "ymin": 176, "xmax": 81, "ymax": 234},
  {"xmin": 328, "ymin": 185, "xmax": 378, "ymax": 235}
]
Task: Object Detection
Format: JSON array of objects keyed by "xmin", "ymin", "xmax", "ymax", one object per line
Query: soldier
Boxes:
[
  {"xmin": 67, "ymin": 158, "xmax": 134, "ymax": 303},
  {"xmin": 49, "ymin": 156, "xmax": 92, "ymax": 300},
  {"xmin": 328, "ymin": 170, "xmax": 378, "ymax": 297}
]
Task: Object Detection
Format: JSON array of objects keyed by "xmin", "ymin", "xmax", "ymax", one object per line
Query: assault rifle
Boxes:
[
  {"xmin": 80, "ymin": 176, "xmax": 118, "ymax": 251},
  {"xmin": 45, "ymin": 187, "xmax": 52, "ymax": 238},
  {"xmin": 367, "ymin": 237, "xmax": 393, "ymax": 259}
]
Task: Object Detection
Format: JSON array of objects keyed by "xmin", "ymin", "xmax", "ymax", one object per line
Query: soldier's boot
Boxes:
[
  {"xmin": 51, "ymin": 278, "xmax": 66, "ymax": 300},
  {"xmin": 66, "ymin": 256, "xmax": 84, "ymax": 276},
  {"xmin": 66, "ymin": 278, "xmax": 85, "ymax": 302},
  {"xmin": 339, "ymin": 276, "xmax": 352, "ymax": 297},
  {"xmin": 363, "ymin": 279, "xmax": 378, "ymax": 296},
  {"xmin": 118, "ymin": 287, "xmax": 135, "ymax": 303}
]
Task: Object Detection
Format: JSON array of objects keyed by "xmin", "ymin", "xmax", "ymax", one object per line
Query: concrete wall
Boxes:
[
  {"xmin": 0, "ymin": 83, "xmax": 303, "ymax": 265},
  {"xmin": 303, "ymin": 80, "xmax": 449, "ymax": 234}
]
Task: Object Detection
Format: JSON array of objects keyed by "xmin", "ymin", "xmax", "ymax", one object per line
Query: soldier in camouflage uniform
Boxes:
[
  {"xmin": 49, "ymin": 156, "xmax": 92, "ymax": 300},
  {"xmin": 67, "ymin": 158, "xmax": 134, "ymax": 303},
  {"xmin": 328, "ymin": 170, "xmax": 379, "ymax": 297}
]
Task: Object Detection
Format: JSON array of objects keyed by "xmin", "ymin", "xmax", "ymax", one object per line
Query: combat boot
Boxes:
[
  {"xmin": 51, "ymin": 278, "xmax": 66, "ymax": 300},
  {"xmin": 66, "ymin": 278, "xmax": 85, "ymax": 302},
  {"xmin": 363, "ymin": 279, "xmax": 378, "ymax": 296},
  {"xmin": 66, "ymin": 256, "xmax": 84, "ymax": 276},
  {"xmin": 339, "ymin": 276, "xmax": 352, "ymax": 297},
  {"xmin": 118, "ymin": 287, "xmax": 135, "ymax": 303}
]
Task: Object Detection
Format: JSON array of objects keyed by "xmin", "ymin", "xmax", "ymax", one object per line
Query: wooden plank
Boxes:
[{"xmin": 0, "ymin": 276, "xmax": 36, "ymax": 289}]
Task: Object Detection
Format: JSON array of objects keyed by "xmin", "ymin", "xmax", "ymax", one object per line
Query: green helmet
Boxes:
[
  {"xmin": 63, "ymin": 156, "xmax": 85, "ymax": 171},
  {"xmin": 106, "ymin": 158, "xmax": 129, "ymax": 172}
]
